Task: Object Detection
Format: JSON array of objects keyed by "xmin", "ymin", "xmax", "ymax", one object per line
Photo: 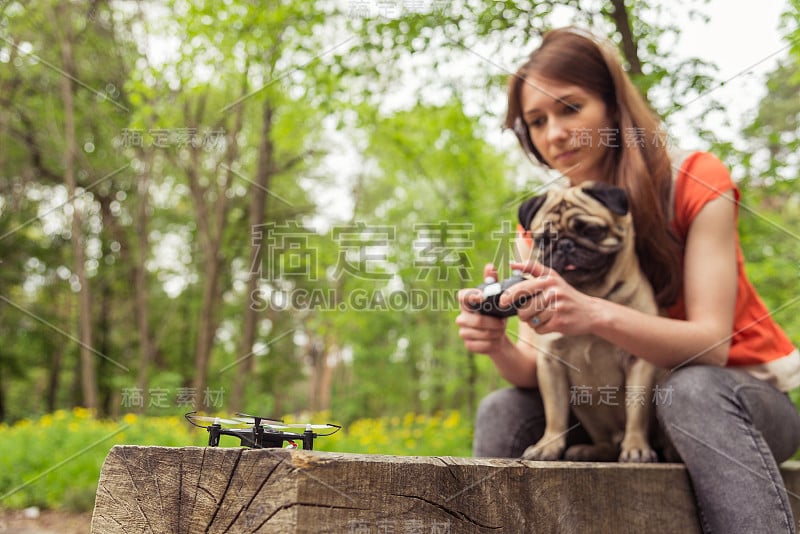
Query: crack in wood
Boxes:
[
  {"xmin": 252, "ymin": 501, "xmax": 370, "ymax": 532},
  {"xmin": 433, "ymin": 456, "xmax": 464, "ymax": 485},
  {"xmin": 177, "ymin": 453, "xmax": 183, "ymax": 534},
  {"xmin": 185, "ymin": 447, "xmax": 208, "ymax": 532},
  {"xmin": 147, "ymin": 454, "xmax": 167, "ymax": 527},
  {"xmin": 119, "ymin": 448, "xmax": 156, "ymax": 534},
  {"xmin": 390, "ymin": 493, "xmax": 501, "ymax": 530},
  {"xmin": 204, "ymin": 448, "xmax": 243, "ymax": 533},
  {"xmin": 97, "ymin": 513, "xmax": 125, "ymax": 530},
  {"xmin": 218, "ymin": 452, "xmax": 287, "ymax": 533}
]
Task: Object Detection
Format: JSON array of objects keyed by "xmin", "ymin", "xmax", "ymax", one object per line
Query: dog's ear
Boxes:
[
  {"xmin": 518, "ymin": 193, "xmax": 549, "ymax": 230},
  {"xmin": 582, "ymin": 183, "xmax": 629, "ymax": 216}
]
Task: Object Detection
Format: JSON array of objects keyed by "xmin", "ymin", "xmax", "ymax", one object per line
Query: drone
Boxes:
[{"xmin": 185, "ymin": 411, "xmax": 341, "ymax": 450}]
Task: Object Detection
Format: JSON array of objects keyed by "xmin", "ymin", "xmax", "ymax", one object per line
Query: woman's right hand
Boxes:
[{"xmin": 455, "ymin": 263, "xmax": 511, "ymax": 355}]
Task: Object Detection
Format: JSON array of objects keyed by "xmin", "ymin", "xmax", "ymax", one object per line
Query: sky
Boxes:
[{"xmin": 668, "ymin": 0, "xmax": 790, "ymax": 145}]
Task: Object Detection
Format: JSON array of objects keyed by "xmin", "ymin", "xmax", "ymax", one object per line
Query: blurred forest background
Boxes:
[{"xmin": 0, "ymin": 0, "xmax": 799, "ymax": 477}]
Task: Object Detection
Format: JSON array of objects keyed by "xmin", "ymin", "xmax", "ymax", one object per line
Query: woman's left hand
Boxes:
[{"xmin": 499, "ymin": 261, "xmax": 599, "ymax": 337}]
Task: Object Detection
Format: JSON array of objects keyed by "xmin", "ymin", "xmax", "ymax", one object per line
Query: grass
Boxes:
[{"xmin": 0, "ymin": 409, "xmax": 473, "ymax": 512}]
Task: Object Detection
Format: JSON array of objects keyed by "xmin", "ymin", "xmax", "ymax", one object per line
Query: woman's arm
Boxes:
[
  {"xmin": 502, "ymin": 192, "xmax": 738, "ymax": 369},
  {"xmin": 455, "ymin": 258, "xmax": 540, "ymax": 387}
]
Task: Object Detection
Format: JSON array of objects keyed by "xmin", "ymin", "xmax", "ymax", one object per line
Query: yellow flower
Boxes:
[
  {"xmin": 443, "ymin": 411, "xmax": 460, "ymax": 429},
  {"xmin": 403, "ymin": 413, "xmax": 415, "ymax": 427},
  {"xmin": 123, "ymin": 413, "xmax": 138, "ymax": 425},
  {"xmin": 14, "ymin": 419, "xmax": 31, "ymax": 428},
  {"xmin": 72, "ymin": 407, "xmax": 92, "ymax": 419}
]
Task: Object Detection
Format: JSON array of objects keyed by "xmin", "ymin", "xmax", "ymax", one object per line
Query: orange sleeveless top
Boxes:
[{"xmin": 516, "ymin": 152, "xmax": 800, "ymax": 390}]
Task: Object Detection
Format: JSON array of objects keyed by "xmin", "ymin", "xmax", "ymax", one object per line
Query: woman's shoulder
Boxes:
[
  {"xmin": 670, "ymin": 149, "xmax": 739, "ymax": 235},
  {"xmin": 670, "ymin": 149, "xmax": 728, "ymax": 177},
  {"xmin": 672, "ymin": 149, "xmax": 736, "ymax": 195}
]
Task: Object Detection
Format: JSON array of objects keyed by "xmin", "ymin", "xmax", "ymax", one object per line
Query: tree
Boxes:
[
  {"xmin": 0, "ymin": 0, "xmax": 136, "ymax": 416},
  {"xmin": 5, "ymin": 0, "xmax": 796, "ymax": 427},
  {"xmin": 50, "ymin": 1, "xmax": 99, "ymax": 411}
]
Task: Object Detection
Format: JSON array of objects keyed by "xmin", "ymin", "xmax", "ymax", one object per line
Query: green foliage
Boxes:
[
  {"xmin": 1, "ymin": 0, "xmax": 800, "ymax": 514},
  {"xmin": 0, "ymin": 409, "xmax": 195, "ymax": 511},
  {"xmin": 0, "ymin": 409, "xmax": 472, "ymax": 512},
  {"xmin": 316, "ymin": 410, "xmax": 472, "ymax": 456}
]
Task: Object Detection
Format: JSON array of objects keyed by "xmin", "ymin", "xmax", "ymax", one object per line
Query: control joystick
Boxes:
[{"xmin": 469, "ymin": 270, "xmax": 530, "ymax": 318}]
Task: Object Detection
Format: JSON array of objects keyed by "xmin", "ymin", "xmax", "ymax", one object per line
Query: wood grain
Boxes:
[{"xmin": 91, "ymin": 446, "xmax": 800, "ymax": 533}]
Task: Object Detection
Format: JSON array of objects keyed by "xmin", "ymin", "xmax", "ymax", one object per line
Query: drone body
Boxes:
[{"xmin": 185, "ymin": 412, "xmax": 341, "ymax": 450}]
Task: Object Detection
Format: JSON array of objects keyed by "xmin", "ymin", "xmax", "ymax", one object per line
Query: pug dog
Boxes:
[{"xmin": 517, "ymin": 181, "xmax": 662, "ymax": 463}]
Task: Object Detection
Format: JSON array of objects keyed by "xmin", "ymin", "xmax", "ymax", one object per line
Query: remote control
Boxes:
[{"xmin": 469, "ymin": 270, "xmax": 530, "ymax": 318}]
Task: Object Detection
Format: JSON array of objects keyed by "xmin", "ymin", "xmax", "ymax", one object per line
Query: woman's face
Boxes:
[{"xmin": 520, "ymin": 75, "xmax": 616, "ymax": 185}]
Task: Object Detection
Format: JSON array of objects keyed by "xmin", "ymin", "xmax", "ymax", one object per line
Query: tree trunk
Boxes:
[
  {"xmin": 189, "ymin": 90, "xmax": 245, "ymax": 401},
  {"xmin": 192, "ymin": 252, "xmax": 222, "ymax": 402},
  {"xmin": 55, "ymin": 2, "xmax": 98, "ymax": 411},
  {"xmin": 307, "ymin": 340, "xmax": 326, "ymax": 412},
  {"xmin": 45, "ymin": 291, "xmax": 66, "ymax": 412},
  {"xmin": 187, "ymin": 127, "xmax": 223, "ymax": 403},
  {"xmin": 97, "ymin": 267, "xmax": 113, "ymax": 416},
  {"xmin": 608, "ymin": 0, "xmax": 643, "ymax": 77},
  {"xmin": 134, "ymin": 162, "xmax": 156, "ymax": 411},
  {"xmin": 317, "ymin": 339, "xmax": 337, "ymax": 412},
  {"xmin": 46, "ymin": 344, "xmax": 63, "ymax": 412},
  {"xmin": 0, "ymin": 365, "xmax": 6, "ymax": 421},
  {"xmin": 230, "ymin": 99, "xmax": 274, "ymax": 412}
]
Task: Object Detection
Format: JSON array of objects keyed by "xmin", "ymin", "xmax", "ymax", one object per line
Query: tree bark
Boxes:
[
  {"xmin": 133, "ymin": 158, "xmax": 156, "ymax": 412},
  {"xmin": 43, "ymin": 291, "xmax": 66, "ymax": 412},
  {"xmin": 0, "ymin": 365, "xmax": 5, "ymax": 420},
  {"xmin": 55, "ymin": 2, "xmax": 98, "ymax": 411},
  {"xmin": 230, "ymin": 99, "xmax": 274, "ymax": 412},
  {"xmin": 608, "ymin": 0, "xmax": 643, "ymax": 77},
  {"xmin": 187, "ymin": 137, "xmax": 223, "ymax": 404},
  {"xmin": 189, "ymin": 88, "xmax": 246, "ymax": 401}
]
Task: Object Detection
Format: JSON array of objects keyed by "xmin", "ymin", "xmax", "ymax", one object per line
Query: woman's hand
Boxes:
[
  {"xmin": 455, "ymin": 264, "xmax": 512, "ymax": 355},
  {"xmin": 456, "ymin": 262, "xmax": 540, "ymax": 387},
  {"xmin": 500, "ymin": 261, "xmax": 599, "ymax": 337}
]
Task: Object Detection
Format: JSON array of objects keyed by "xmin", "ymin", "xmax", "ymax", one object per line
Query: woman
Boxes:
[{"xmin": 455, "ymin": 27, "xmax": 800, "ymax": 533}]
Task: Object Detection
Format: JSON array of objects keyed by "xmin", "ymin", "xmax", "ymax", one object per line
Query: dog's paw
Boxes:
[
  {"xmin": 522, "ymin": 438, "xmax": 565, "ymax": 461},
  {"xmin": 564, "ymin": 443, "xmax": 619, "ymax": 462},
  {"xmin": 619, "ymin": 446, "xmax": 658, "ymax": 463},
  {"xmin": 619, "ymin": 433, "xmax": 659, "ymax": 463}
]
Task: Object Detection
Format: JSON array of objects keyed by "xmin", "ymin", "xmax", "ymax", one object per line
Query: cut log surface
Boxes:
[{"xmin": 91, "ymin": 445, "xmax": 800, "ymax": 534}]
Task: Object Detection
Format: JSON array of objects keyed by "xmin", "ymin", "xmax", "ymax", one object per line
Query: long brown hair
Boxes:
[{"xmin": 505, "ymin": 27, "xmax": 680, "ymax": 307}]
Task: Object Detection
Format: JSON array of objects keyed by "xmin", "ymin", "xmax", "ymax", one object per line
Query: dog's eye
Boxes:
[
  {"xmin": 582, "ymin": 226, "xmax": 607, "ymax": 240},
  {"xmin": 573, "ymin": 220, "xmax": 607, "ymax": 241}
]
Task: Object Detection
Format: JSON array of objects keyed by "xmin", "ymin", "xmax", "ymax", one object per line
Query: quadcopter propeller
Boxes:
[
  {"xmin": 232, "ymin": 412, "xmax": 285, "ymax": 427},
  {"xmin": 185, "ymin": 412, "xmax": 247, "ymax": 427},
  {"xmin": 234, "ymin": 413, "xmax": 341, "ymax": 432},
  {"xmin": 271, "ymin": 423, "xmax": 340, "ymax": 430}
]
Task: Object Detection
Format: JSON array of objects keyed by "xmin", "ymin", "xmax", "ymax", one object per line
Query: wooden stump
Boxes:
[{"xmin": 91, "ymin": 446, "xmax": 800, "ymax": 533}]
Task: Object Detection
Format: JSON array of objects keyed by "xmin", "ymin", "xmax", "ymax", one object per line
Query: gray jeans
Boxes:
[{"xmin": 473, "ymin": 365, "xmax": 800, "ymax": 533}]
